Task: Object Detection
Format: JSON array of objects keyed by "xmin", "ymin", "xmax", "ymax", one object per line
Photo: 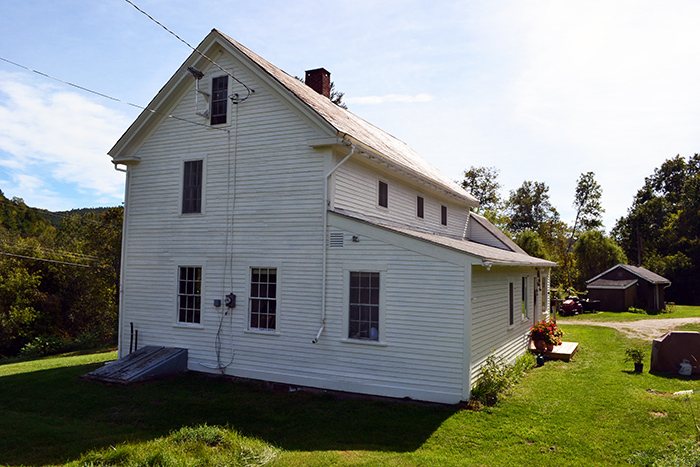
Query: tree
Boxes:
[
  {"xmin": 613, "ymin": 153, "xmax": 700, "ymax": 304},
  {"xmin": 573, "ymin": 230, "xmax": 627, "ymax": 290},
  {"xmin": 461, "ymin": 166, "xmax": 502, "ymax": 211},
  {"xmin": 515, "ymin": 229, "xmax": 550, "ymax": 260},
  {"xmin": 505, "ymin": 181, "xmax": 558, "ymax": 234},
  {"xmin": 571, "ymin": 172, "xmax": 604, "ymax": 237},
  {"xmin": 329, "ymin": 82, "xmax": 347, "ymax": 109}
]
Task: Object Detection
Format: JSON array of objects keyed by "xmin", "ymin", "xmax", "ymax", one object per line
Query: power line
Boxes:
[
  {"xmin": 123, "ymin": 0, "xmax": 254, "ymax": 102},
  {"xmin": 0, "ymin": 251, "xmax": 97, "ymax": 268},
  {"xmin": 0, "ymin": 56, "xmax": 229, "ymax": 132}
]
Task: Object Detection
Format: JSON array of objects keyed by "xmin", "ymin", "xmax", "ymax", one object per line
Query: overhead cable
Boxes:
[
  {"xmin": 0, "ymin": 56, "xmax": 229, "ymax": 132},
  {"xmin": 123, "ymin": 0, "xmax": 254, "ymax": 102}
]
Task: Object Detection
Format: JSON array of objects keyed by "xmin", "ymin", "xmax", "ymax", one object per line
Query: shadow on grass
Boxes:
[{"xmin": 0, "ymin": 361, "xmax": 457, "ymax": 466}]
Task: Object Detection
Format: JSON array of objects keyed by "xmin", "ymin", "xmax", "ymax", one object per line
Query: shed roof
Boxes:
[
  {"xmin": 586, "ymin": 264, "xmax": 671, "ymax": 285},
  {"xmin": 332, "ymin": 209, "xmax": 557, "ymax": 268},
  {"xmin": 587, "ymin": 278, "xmax": 638, "ymax": 290}
]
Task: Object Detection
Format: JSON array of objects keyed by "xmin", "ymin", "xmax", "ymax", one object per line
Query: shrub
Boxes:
[{"xmin": 471, "ymin": 352, "xmax": 535, "ymax": 407}]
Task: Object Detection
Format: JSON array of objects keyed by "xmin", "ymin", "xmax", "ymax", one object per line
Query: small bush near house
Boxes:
[{"xmin": 471, "ymin": 352, "xmax": 536, "ymax": 407}]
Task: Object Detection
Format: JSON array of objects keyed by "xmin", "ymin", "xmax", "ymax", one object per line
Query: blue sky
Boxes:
[{"xmin": 1, "ymin": 1, "xmax": 700, "ymax": 231}]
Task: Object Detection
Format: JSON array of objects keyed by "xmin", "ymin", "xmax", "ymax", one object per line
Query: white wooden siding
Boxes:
[
  {"xmin": 466, "ymin": 219, "xmax": 509, "ymax": 249},
  {"xmin": 469, "ymin": 266, "xmax": 539, "ymax": 386},
  {"xmin": 333, "ymin": 158, "xmax": 470, "ymax": 238}
]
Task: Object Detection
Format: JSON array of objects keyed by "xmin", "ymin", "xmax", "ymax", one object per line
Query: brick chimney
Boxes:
[{"xmin": 305, "ymin": 68, "xmax": 331, "ymax": 98}]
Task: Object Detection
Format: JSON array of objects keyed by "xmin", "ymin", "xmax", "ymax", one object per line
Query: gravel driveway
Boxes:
[{"xmin": 564, "ymin": 317, "xmax": 700, "ymax": 340}]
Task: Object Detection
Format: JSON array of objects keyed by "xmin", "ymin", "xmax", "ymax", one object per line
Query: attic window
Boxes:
[
  {"xmin": 378, "ymin": 181, "xmax": 388, "ymax": 208},
  {"xmin": 441, "ymin": 205, "xmax": 447, "ymax": 226},
  {"xmin": 417, "ymin": 196, "xmax": 424, "ymax": 218},
  {"xmin": 210, "ymin": 76, "xmax": 228, "ymax": 125}
]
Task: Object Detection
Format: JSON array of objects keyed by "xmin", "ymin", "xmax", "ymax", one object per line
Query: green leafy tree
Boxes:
[
  {"xmin": 573, "ymin": 230, "xmax": 627, "ymax": 290},
  {"xmin": 505, "ymin": 181, "xmax": 559, "ymax": 234},
  {"xmin": 613, "ymin": 154, "xmax": 700, "ymax": 304},
  {"xmin": 461, "ymin": 166, "xmax": 502, "ymax": 211},
  {"xmin": 515, "ymin": 229, "xmax": 550, "ymax": 260}
]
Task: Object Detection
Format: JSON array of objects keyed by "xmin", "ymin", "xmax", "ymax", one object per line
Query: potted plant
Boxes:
[
  {"xmin": 624, "ymin": 347, "xmax": 646, "ymax": 373},
  {"xmin": 530, "ymin": 318, "xmax": 563, "ymax": 351}
]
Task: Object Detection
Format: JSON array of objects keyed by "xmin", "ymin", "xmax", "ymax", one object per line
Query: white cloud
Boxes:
[
  {"xmin": 345, "ymin": 93, "xmax": 434, "ymax": 105},
  {"xmin": 0, "ymin": 72, "xmax": 128, "ymax": 208}
]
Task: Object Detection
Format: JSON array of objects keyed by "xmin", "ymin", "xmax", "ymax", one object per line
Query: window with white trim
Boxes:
[
  {"xmin": 441, "ymin": 205, "xmax": 447, "ymax": 226},
  {"xmin": 210, "ymin": 76, "xmax": 228, "ymax": 125},
  {"xmin": 417, "ymin": 195, "xmax": 424, "ymax": 218},
  {"xmin": 508, "ymin": 282, "xmax": 514, "ymax": 326},
  {"xmin": 249, "ymin": 267, "xmax": 277, "ymax": 331},
  {"xmin": 182, "ymin": 160, "xmax": 203, "ymax": 214},
  {"xmin": 378, "ymin": 180, "xmax": 388, "ymax": 208},
  {"xmin": 521, "ymin": 276, "xmax": 529, "ymax": 319},
  {"xmin": 178, "ymin": 266, "xmax": 202, "ymax": 324},
  {"xmin": 348, "ymin": 271, "xmax": 380, "ymax": 341}
]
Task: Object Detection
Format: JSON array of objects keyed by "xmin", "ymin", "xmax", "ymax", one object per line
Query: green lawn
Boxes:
[
  {"xmin": 2, "ymin": 313, "xmax": 700, "ymax": 466},
  {"xmin": 557, "ymin": 304, "xmax": 700, "ymax": 323}
]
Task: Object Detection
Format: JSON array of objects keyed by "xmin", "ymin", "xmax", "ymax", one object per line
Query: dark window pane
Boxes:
[
  {"xmin": 378, "ymin": 181, "xmax": 388, "ymax": 208},
  {"xmin": 182, "ymin": 160, "xmax": 203, "ymax": 214},
  {"xmin": 210, "ymin": 76, "xmax": 228, "ymax": 125},
  {"xmin": 417, "ymin": 196, "xmax": 424, "ymax": 218},
  {"xmin": 441, "ymin": 205, "xmax": 447, "ymax": 226}
]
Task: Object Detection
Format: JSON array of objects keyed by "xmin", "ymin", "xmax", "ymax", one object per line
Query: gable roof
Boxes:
[
  {"xmin": 110, "ymin": 29, "xmax": 478, "ymax": 207},
  {"xmin": 586, "ymin": 264, "xmax": 671, "ymax": 285}
]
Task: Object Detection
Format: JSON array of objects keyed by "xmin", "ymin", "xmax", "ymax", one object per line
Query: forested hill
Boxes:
[
  {"xmin": 0, "ymin": 190, "xmax": 113, "ymax": 233},
  {"xmin": 0, "ymin": 189, "xmax": 123, "ymax": 358},
  {"xmin": 0, "ymin": 190, "xmax": 54, "ymax": 237}
]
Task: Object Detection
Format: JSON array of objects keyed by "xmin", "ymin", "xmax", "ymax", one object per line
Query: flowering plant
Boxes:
[{"xmin": 530, "ymin": 317, "xmax": 563, "ymax": 346}]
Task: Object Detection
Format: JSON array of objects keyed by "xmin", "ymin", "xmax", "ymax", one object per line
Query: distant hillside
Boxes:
[
  {"xmin": 0, "ymin": 190, "xmax": 118, "ymax": 232},
  {"xmin": 0, "ymin": 190, "xmax": 54, "ymax": 237},
  {"xmin": 42, "ymin": 207, "xmax": 113, "ymax": 228}
]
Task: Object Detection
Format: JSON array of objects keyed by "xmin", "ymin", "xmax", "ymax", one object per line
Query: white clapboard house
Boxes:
[{"xmin": 109, "ymin": 29, "xmax": 556, "ymax": 404}]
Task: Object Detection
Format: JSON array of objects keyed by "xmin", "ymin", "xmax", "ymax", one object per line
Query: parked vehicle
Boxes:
[{"xmin": 558, "ymin": 296, "xmax": 600, "ymax": 316}]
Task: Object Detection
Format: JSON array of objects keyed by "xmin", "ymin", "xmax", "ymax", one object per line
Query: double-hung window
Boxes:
[
  {"xmin": 182, "ymin": 160, "xmax": 203, "ymax": 214},
  {"xmin": 210, "ymin": 76, "xmax": 228, "ymax": 125},
  {"xmin": 249, "ymin": 267, "xmax": 277, "ymax": 331},
  {"xmin": 521, "ymin": 276, "xmax": 529, "ymax": 319},
  {"xmin": 178, "ymin": 266, "xmax": 202, "ymax": 324},
  {"xmin": 348, "ymin": 271, "xmax": 380, "ymax": 341}
]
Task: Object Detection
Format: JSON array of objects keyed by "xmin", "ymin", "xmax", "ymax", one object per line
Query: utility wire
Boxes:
[
  {"xmin": 123, "ymin": 0, "xmax": 253, "ymax": 101},
  {"xmin": 0, "ymin": 56, "xmax": 229, "ymax": 132},
  {"xmin": 0, "ymin": 251, "xmax": 97, "ymax": 268}
]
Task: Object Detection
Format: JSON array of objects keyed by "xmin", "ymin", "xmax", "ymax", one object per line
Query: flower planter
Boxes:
[
  {"xmin": 634, "ymin": 362, "xmax": 643, "ymax": 373},
  {"xmin": 534, "ymin": 339, "xmax": 546, "ymax": 351}
]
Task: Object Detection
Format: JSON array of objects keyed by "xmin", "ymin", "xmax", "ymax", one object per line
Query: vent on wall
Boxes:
[{"xmin": 329, "ymin": 232, "xmax": 344, "ymax": 248}]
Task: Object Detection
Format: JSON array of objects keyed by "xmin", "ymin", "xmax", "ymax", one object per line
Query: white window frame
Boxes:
[
  {"xmin": 175, "ymin": 264, "xmax": 204, "ymax": 328},
  {"xmin": 508, "ymin": 281, "xmax": 515, "ymax": 328},
  {"xmin": 521, "ymin": 276, "xmax": 529, "ymax": 320},
  {"xmin": 247, "ymin": 264, "xmax": 281, "ymax": 334},
  {"xmin": 342, "ymin": 264, "xmax": 387, "ymax": 346},
  {"xmin": 210, "ymin": 74, "xmax": 230, "ymax": 126},
  {"xmin": 377, "ymin": 179, "xmax": 389, "ymax": 209},
  {"xmin": 179, "ymin": 156, "xmax": 206, "ymax": 216},
  {"xmin": 416, "ymin": 195, "xmax": 425, "ymax": 219}
]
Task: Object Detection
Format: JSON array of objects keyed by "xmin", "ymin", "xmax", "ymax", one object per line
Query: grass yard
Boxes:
[
  {"xmin": 557, "ymin": 304, "xmax": 700, "ymax": 323},
  {"xmin": 2, "ymin": 310, "xmax": 700, "ymax": 466}
]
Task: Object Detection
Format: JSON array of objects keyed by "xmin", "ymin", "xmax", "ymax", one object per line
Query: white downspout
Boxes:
[{"xmin": 313, "ymin": 144, "xmax": 355, "ymax": 344}]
